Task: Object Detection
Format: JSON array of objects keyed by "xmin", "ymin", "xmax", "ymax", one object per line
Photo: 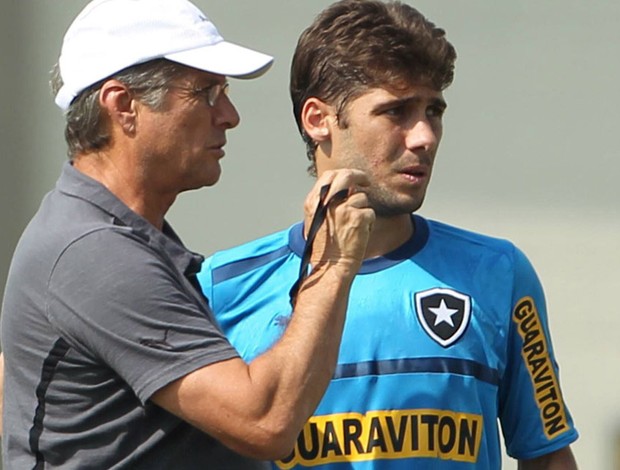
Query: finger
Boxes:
[
  {"xmin": 303, "ymin": 172, "xmax": 337, "ymax": 215},
  {"xmin": 303, "ymin": 169, "xmax": 371, "ymax": 226},
  {"xmin": 320, "ymin": 169, "xmax": 370, "ymax": 202},
  {"xmin": 336, "ymin": 191, "xmax": 369, "ymax": 209},
  {"xmin": 326, "ymin": 188, "xmax": 349, "ymax": 207}
]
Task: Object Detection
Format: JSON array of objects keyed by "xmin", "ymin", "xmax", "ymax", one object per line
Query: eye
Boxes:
[
  {"xmin": 383, "ymin": 104, "xmax": 407, "ymax": 118},
  {"xmin": 193, "ymin": 82, "xmax": 229, "ymax": 107},
  {"xmin": 426, "ymin": 104, "xmax": 446, "ymax": 119}
]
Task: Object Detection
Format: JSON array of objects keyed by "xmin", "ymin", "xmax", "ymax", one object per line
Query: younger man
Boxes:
[{"xmin": 198, "ymin": 1, "xmax": 579, "ymax": 468}]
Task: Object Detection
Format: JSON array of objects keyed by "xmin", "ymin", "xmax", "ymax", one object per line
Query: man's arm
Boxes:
[
  {"xmin": 153, "ymin": 169, "xmax": 374, "ymax": 460},
  {"xmin": 518, "ymin": 447, "xmax": 578, "ymax": 469}
]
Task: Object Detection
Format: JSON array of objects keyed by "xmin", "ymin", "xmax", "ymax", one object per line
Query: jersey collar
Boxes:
[{"xmin": 288, "ymin": 214, "xmax": 429, "ymax": 274}]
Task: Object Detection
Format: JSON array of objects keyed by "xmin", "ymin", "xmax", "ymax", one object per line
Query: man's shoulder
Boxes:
[
  {"xmin": 205, "ymin": 223, "xmax": 299, "ymax": 269},
  {"xmin": 425, "ymin": 217, "xmax": 517, "ymax": 255},
  {"xmin": 14, "ymin": 194, "xmax": 122, "ymax": 268},
  {"xmin": 198, "ymin": 223, "xmax": 301, "ymax": 290}
]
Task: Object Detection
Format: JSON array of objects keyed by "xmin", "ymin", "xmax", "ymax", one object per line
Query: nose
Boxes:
[
  {"xmin": 405, "ymin": 118, "xmax": 440, "ymax": 152},
  {"xmin": 214, "ymin": 93, "xmax": 240, "ymax": 129}
]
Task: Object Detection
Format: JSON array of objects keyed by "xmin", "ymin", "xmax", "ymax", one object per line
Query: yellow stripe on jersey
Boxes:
[
  {"xmin": 277, "ymin": 409, "xmax": 483, "ymax": 468},
  {"xmin": 513, "ymin": 296, "xmax": 570, "ymax": 439}
]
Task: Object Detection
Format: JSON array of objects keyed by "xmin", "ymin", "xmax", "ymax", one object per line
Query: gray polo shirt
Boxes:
[{"xmin": 1, "ymin": 163, "xmax": 267, "ymax": 469}]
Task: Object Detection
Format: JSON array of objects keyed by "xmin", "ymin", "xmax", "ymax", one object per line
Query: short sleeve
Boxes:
[
  {"xmin": 46, "ymin": 228, "xmax": 239, "ymax": 403},
  {"xmin": 499, "ymin": 246, "xmax": 578, "ymax": 458}
]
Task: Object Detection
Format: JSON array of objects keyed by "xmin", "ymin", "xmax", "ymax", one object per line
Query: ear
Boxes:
[
  {"xmin": 99, "ymin": 79, "xmax": 138, "ymax": 135},
  {"xmin": 300, "ymin": 97, "xmax": 337, "ymax": 143}
]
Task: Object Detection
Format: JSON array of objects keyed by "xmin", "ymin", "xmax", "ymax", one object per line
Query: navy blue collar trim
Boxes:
[{"xmin": 288, "ymin": 214, "xmax": 429, "ymax": 274}]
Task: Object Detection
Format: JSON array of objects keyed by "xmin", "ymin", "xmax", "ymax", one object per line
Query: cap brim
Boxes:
[{"xmin": 165, "ymin": 40, "xmax": 273, "ymax": 79}]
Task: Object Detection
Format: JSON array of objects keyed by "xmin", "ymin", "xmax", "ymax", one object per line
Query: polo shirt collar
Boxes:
[{"xmin": 56, "ymin": 161, "xmax": 204, "ymax": 276}]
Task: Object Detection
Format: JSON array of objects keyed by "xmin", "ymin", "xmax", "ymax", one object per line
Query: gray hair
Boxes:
[{"xmin": 51, "ymin": 59, "xmax": 190, "ymax": 159}]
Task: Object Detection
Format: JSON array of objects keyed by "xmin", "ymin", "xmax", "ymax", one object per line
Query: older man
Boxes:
[{"xmin": 0, "ymin": 0, "xmax": 374, "ymax": 468}]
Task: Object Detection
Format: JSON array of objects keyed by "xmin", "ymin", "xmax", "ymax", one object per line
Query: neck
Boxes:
[
  {"xmin": 364, "ymin": 213, "xmax": 414, "ymax": 259},
  {"xmin": 72, "ymin": 152, "xmax": 175, "ymax": 230}
]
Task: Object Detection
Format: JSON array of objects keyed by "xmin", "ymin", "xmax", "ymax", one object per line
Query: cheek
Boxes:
[
  {"xmin": 366, "ymin": 133, "xmax": 400, "ymax": 164},
  {"xmin": 434, "ymin": 126, "xmax": 443, "ymax": 145},
  {"xmin": 368, "ymin": 155, "xmax": 385, "ymax": 172}
]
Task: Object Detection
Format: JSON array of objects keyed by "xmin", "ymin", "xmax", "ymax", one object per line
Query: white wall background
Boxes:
[{"xmin": 1, "ymin": 1, "xmax": 619, "ymax": 468}]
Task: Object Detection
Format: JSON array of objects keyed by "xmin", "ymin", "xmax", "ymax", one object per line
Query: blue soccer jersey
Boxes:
[{"xmin": 198, "ymin": 215, "xmax": 578, "ymax": 469}]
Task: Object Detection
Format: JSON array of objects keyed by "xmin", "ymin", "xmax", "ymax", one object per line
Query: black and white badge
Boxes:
[{"xmin": 415, "ymin": 288, "xmax": 471, "ymax": 347}]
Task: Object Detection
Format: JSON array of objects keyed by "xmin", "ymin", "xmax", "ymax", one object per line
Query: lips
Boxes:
[
  {"xmin": 208, "ymin": 141, "xmax": 226, "ymax": 157},
  {"xmin": 210, "ymin": 141, "xmax": 226, "ymax": 150},
  {"xmin": 399, "ymin": 165, "xmax": 429, "ymax": 179}
]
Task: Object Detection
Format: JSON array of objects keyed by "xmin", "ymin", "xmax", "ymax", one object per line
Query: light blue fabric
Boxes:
[{"xmin": 198, "ymin": 215, "xmax": 578, "ymax": 469}]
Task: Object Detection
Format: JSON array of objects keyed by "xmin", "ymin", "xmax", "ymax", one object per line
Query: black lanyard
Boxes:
[{"xmin": 289, "ymin": 184, "xmax": 349, "ymax": 307}]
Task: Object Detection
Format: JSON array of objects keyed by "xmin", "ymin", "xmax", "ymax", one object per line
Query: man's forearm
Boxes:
[
  {"xmin": 247, "ymin": 261, "xmax": 355, "ymax": 442},
  {"xmin": 152, "ymin": 170, "xmax": 374, "ymax": 460},
  {"xmin": 519, "ymin": 447, "xmax": 578, "ymax": 470}
]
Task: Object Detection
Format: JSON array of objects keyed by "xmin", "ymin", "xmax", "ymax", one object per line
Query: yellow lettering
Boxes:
[
  {"xmin": 275, "ymin": 409, "xmax": 482, "ymax": 469},
  {"xmin": 512, "ymin": 296, "xmax": 570, "ymax": 440}
]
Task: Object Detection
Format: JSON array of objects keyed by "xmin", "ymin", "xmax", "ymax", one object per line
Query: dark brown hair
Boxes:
[{"xmin": 290, "ymin": 0, "xmax": 457, "ymax": 174}]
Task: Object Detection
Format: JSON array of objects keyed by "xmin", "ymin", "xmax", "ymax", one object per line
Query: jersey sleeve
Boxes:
[
  {"xmin": 46, "ymin": 228, "xmax": 239, "ymax": 404},
  {"xmin": 499, "ymin": 246, "xmax": 578, "ymax": 459}
]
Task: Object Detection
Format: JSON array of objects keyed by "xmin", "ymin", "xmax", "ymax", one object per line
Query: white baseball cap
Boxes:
[{"xmin": 55, "ymin": 0, "xmax": 274, "ymax": 110}]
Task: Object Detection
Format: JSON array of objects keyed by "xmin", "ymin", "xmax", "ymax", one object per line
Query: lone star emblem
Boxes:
[
  {"xmin": 415, "ymin": 288, "xmax": 472, "ymax": 347},
  {"xmin": 429, "ymin": 299, "xmax": 459, "ymax": 327}
]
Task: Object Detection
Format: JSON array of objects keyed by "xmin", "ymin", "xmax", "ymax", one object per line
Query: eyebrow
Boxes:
[
  {"xmin": 181, "ymin": 72, "xmax": 226, "ymax": 87},
  {"xmin": 194, "ymin": 79, "xmax": 227, "ymax": 89},
  {"xmin": 372, "ymin": 95, "xmax": 447, "ymax": 114}
]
